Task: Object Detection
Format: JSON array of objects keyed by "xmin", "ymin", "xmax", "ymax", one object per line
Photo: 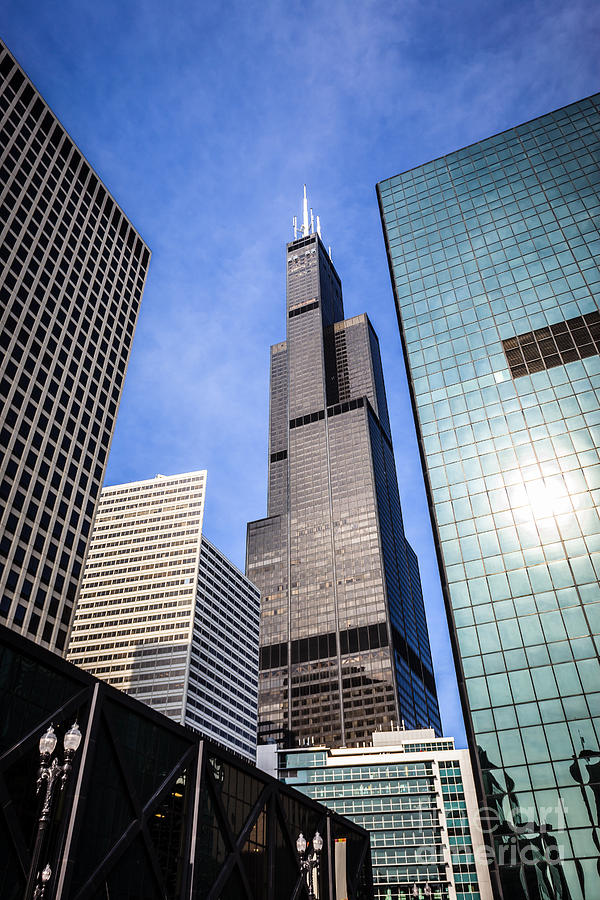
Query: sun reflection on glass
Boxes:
[{"xmin": 525, "ymin": 478, "xmax": 568, "ymax": 518}]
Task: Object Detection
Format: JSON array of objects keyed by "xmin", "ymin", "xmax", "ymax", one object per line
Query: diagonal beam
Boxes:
[
  {"xmin": 72, "ymin": 818, "xmax": 141, "ymax": 900},
  {"xmin": 235, "ymin": 781, "xmax": 273, "ymax": 851},
  {"xmin": 72, "ymin": 752, "xmax": 195, "ymax": 899},
  {"xmin": 141, "ymin": 746, "xmax": 196, "ymax": 818},
  {"xmin": 203, "ymin": 770, "xmax": 242, "ymax": 898},
  {"xmin": 138, "ymin": 746, "xmax": 196, "ymax": 900},
  {"xmin": 204, "ymin": 765, "xmax": 259, "ymax": 900},
  {"xmin": 0, "ymin": 686, "xmax": 91, "ymax": 769},
  {"xmin": 274, "ymin": 794, "xmax": 307, "ymax": 900},
  {"xmin": 101, "ymin": 706, "xmax": 144, "ymax": 820}
]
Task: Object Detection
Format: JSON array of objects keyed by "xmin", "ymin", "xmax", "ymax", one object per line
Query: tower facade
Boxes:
[
  {"xmin": 378, "ymin": 95, "xmax": 600, "ymax": 899},
  {"xmin": 247, "ymin": 190, "xmax": 441, "ymax": 750},
  {"xmin": 67, "ymin": 471, "xmax": 260, "ymax": 760},
  {"xmin": 0, "ymin": 40, "xmax": 150, "ymax": 652}
]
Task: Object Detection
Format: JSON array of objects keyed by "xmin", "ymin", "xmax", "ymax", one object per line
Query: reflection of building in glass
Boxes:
[
  {"xmin": 0, "ymin": 39, "xmax": 150, "ymax": 653},
  {"xmin": 247, "ymin": 190, "xmax": 441, "ymax": 750},
  {"xmin": 277, "ymin": 728, "xmax": 494, "ymax": 900},
  {"xmin": 378, "ymin": 94, "xmax": 600, "ymax": 899},
  {"xmin": 478, "ymin": 746, "xmax": 574, "ymax": 899},
  {"xmin": 68, "ymin": 471, "xmax": 260, "ymax": 760},
  {"xmin": 0, "ymin": 624, "xmax": 373, "ymax": 899}
]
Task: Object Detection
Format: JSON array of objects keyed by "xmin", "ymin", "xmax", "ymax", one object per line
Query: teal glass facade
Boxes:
[{"xmin": 378, "ymin": 94, "xmax": 600, "ymax": 900}]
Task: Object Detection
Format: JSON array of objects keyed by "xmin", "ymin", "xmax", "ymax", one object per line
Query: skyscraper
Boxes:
[
  {"xmin": 0, "ymin": 40, "xmax": 150, "ymax": 652},
  {"xmin": 247, "ymin": 188, "xmax": 441, "ymax": 750},
  {"xmin": 378, "ymin": 95, "xmax": 600, "ymax": 899},
  {"xmin": 68, "ymin": 471, "xmax": 260, "ymax": 760}
]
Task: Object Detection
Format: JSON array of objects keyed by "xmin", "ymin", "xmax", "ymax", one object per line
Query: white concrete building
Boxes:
[
  {"xmin": 277, "ymin": 728, "xmax": 495, "ymax": 900},
  {"xmin": 67, "ymin": 471, "xmax": 259, "ymax": 760}
]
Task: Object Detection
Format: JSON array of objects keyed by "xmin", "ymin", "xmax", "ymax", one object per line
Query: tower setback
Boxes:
[{"xmin": 247, "ymin": 191, "xmax": 441, "ymax": 749}]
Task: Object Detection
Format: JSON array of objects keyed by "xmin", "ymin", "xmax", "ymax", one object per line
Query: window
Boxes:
[{"xmin": 502, "ymin": 310, "xmax": 600, "ymax": 377}]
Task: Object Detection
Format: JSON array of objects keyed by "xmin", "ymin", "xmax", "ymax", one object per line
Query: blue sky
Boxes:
[{"xmin": 4, "ymin": 0, "xmax": 599, "ymax": 746}]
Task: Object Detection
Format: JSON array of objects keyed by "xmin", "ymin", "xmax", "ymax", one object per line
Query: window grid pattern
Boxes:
[
  {"xmin": 379, "ymin": 93, "xmax": 600, "ymax": 900},
  {"xmin": 0, "ymin": 41, "xmax": 150, "ymax": 652},
  {"xmin": 68, "ymin": 472, "xmax": 260, "ymax": 760},
  {"xmin": 280, "ymin": 738, "xmax": 492, "ymax": 900}
]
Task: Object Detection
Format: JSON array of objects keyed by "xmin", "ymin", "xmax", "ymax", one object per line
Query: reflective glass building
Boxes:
[
  {"xmin": 247, "ymin": 191, "xmax": 441, "ymax": 750},
  {"xmin": 378, "ymin": 95, "xmax": 600, "ymax": 899}
]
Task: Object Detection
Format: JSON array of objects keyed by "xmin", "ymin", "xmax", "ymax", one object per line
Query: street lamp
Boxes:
[
  {"xmin": 25, "ymin": 722, "xmax": 83, "ymax": 900},
  {"xmin": 411, "ymin": 884, "xmax": 433, "ymax": 898},
  {"xmin": 296, "ymin": 830, "xmax": 323, "ymax": 899},
  {"xmin": 32, "ymin": 864, "xmax": 52, "ymax": 900}
]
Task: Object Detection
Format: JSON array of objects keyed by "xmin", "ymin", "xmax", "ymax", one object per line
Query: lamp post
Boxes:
[
  {"xmin": 296, "ymin": 830, "xmax": 323, "ymax": 899},
  {"xmin": 32, "ymin": 864, "xmax": 52, "ymax": 900},
  {"xmin": 25, "ymin": 722, "xmax": 82, "ymax": 900},
  {"xmin": 411, "ymin": 883, "xmax": 433, "ymax": 899}
]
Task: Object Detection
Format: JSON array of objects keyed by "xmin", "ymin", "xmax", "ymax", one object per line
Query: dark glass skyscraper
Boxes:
[
  {"xmin": 378, "ymin": 95, "xmax": 600, "ymax": 899},
  {"xmin": 247, "ymin": 190, "xmax": 441, "ymax": 749},
  {"xmin": 0, "ymin": 41, "xmax": 150, "ymax": 653}
]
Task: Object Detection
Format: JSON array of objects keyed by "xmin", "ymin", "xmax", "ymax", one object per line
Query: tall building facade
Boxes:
[
  {"xmin": 247, "ymin": 190, "xmax": 441, "ymax": 750},
  {"xmin": 0, "ymin": 40, "xmax": 150, "ymax": 652},
  {"xmin": 67, "ymin": 472, "xmax": 260, "ymax": 760},
  {"xmin": 378, "ymin": 95, "xmax": 600, "ymax": 899},
  {"xmin": 279, "ymin": 729, "xmax": 494, "ymax": 900}
]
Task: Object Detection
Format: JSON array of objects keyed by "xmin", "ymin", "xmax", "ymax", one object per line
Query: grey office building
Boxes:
[
  {"xmin": 0, "ymin": 40, "xmax": 150, "ymax": 652},
  {"xmin": 378, "ymin": 95, "xmax": 600, "ymax": 899},
  {"xmin": 247, "ymin": 191, "xmax": 441, "ymax": 750}
]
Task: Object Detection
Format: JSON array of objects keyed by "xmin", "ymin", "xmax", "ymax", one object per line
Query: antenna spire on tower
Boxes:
[
  {"xmin": 292, "ymin": 186, "xmax": 327, "ymax": 248},
  {"xmin": 302, "ymin": 184, "xmax": 309, "ymax": 236}
]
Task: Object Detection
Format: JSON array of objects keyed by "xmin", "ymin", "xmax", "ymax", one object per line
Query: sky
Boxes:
[{"xmin": 3, "ymin": 0, "xmax": 599, "ymax": 747}]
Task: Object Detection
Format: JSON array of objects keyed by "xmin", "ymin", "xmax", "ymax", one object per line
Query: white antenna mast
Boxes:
[
  {"xmin": 295, "ymin": 186, "xmax": 326, "ymax": 245},
  {"xmin": 302, "ymin": 184, "xmax": 309, "ymax": 236}
]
